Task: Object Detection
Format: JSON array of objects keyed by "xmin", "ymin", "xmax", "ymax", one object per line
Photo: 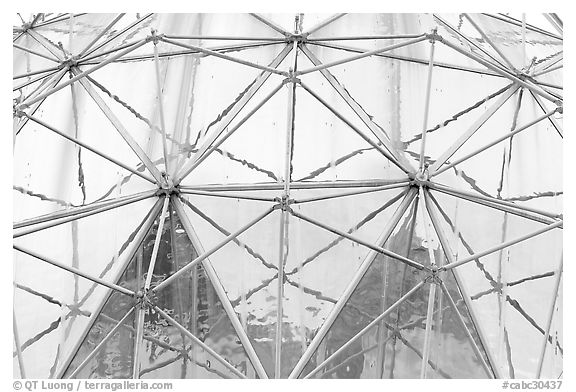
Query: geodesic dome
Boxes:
[{"xmin": 13, "ymin": 13, "xmax": 563, "ymax": 379}]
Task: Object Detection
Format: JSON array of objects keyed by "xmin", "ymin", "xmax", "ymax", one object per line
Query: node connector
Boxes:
[
  {"xmin": 62, "ymin": 55, "xmax": 79, "ymax": 68},
  {"xmin": 284, "ymin": 69, "xmax": 301, "ymax": 85},
  {"xmin": 410, "ymin": 166, "xmax": 430, "ymax": 187},
  {"xmin": 425, "ymin": 266, "xmax": 442, "ymax": 285},
  {"xmin": 147, "ymin": 29, "xmax": 164, "ymax": 44},
  {"xmin": 426, "ymin": 28, "xmax": 442, "ymax": 43},
  {"xmin": 275, "ymin": 195, "xmax": 293, "ymax": 212},
  {"xmin": 555, "ymin": 101, "xmax": 563, "ymax": 114}
]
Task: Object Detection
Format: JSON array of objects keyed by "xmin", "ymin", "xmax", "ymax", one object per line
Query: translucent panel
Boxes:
[
  {"xmin": 182, "ymin": 73, "xmax": 288, "ymax": 185},
  {"xmin": 538, "ymin": 275, "xmax": 562, "ymax": 379},
  {"xmin": 87, "ymin": 43, "xmax": 287, "ymax": 178},
  {"xmin": 34, "ymin": 14, "xmax": 120, "ymax": 56},
  {"xmin": 62, "ymin": 205, "xmax": 156, "ymax": 379},
  {"xmin": 13, "ymin": 115, "xmax": 155, "ymax": 222},
  {"xmin": 308, "ymin": 14, "xmax": 432, "ymax": 41},
  {"xmin": 146, "ymin": 210, "xmax": 257, "ymax": 377},
  {"xmin": 428, "ymin": 191, "xmax": 562, "ymax": 378},
  {"xmin": 290, "ymin": 187, "xmax": 407, "ymax": 244},
  {"xmin": 138, "ymin": 329, "xmax": 241, "ymax": 379},
  {"xmin": 13, "ymin": 199, "xmax": 157, "ymax": 377},
  {"xmin": 427, "ymin": 271, "xmax": 493, "ymax": 379},
  {"xmin": 13, "ymin": 13, "xmax": 562, "ymax": 380},
  {"xmin": 15, "ymin": 76, "xmax": 161, "ymax": 187},
  {"xmin": 13, "ymin": 32, "xmax": 60, "ymax": 80},
  {"xmin": 279, "ymin": 212, "xmax": 401, "ymax": 377},
  {"xmin": 86, "ymin": 14, "xmax": 286, "ymax": 62},
  {"xmin": 257, "ymin": 13, "xmax": 334, "ymax": 34},
  {"xmin": 432, "ymin": 91, "xmax": 562, "ymax": 208},
  {"xmin": 63, "ymin": 292, "xmax": 136, "ymax": 378},
  {"xmin": 178, "ymin": 200, "xmax": 280, "ymax": 377},
  {"xmin": 292, "ymin": 64, "xmax": 406, "ymax": 180},
  {"xmin": 300, "ymin": 195, "xmax": 441, "ymax": 378},
  {"xmin": 466, "ymin": 14, "xmax": 562, "ymax": 71},
  {"xmin": 301, "ymin": 258, "xmax": 430, "ymax": 378}
]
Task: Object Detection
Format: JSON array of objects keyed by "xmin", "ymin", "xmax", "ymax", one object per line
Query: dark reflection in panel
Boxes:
[
  {"xmin": 144, "ymin": 207, "xmax": 257, "ymax": 377},
  {"xmin": 138, "ymin": 306, "xmax": 241, "ymax": 379},
  {"xmin": 63, "ymin": 292, "xmax": 137, "ymax": 378},
  {"xmin": 427, "ymin": 271, "xmax": 492, "ymax": 379}
]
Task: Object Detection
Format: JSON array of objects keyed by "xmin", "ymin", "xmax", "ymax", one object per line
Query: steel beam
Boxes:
[
  {"xmin": 143, "ymin": 196, "xmax": 169, "ymax": 290},
  {"xmin": 296, "ymin": 35, "xmax": 428, "ymax": 76},
  {"xmin": 178, "ymin": 82, "xmax": 284, "ymax": 179},
  {"xmin": 152, "ymin": 38, "xmax": 170, "ymax": 174},
  {"xmin": 18, "ymin": 38, "xmax": 148, "ymax": 109},
  {"xmin": 13, "ymin": 309, "xmax": 26, "ymax": 378},
  {"xmin": 54, "ymin": 199, "xmax": 163, "ymax": 378},
  {"xmin": 290, "ymin": 207, "xmax": 428, "ymax": 271},
  {"xmin": 182, "ymin": 179, "xmax": 409, "ymax": 192},
  {"xmin": 14, "ymin": 245, "xmax": 136, "ymax": 297},
  {"xmin": 299, "ymin": 81, "xmax": 408, "ymax": 173},
  {"xmin": 439, "ymin": 38, "xmax": 558, "ymax": 103},
  {"xmin": 463, "ymin": 14, "xmax": 517, "ymax": 71},
  {"xmin": 304, "ymin": 281, "xmax": 426, "ymax": 378},
  {"xmin": 23, "ymin": 113, "xmax": 157, "ymax": 183},
  {"xmin": 72, "ymin": 70, "xmax": 164, "ymax": 183},
  {"xmin": 432, "ymin": 108, "xmax": 558, "ymax": 176},
  {"xmin": 175, "ymin": 44, "xmax": 292, "ymax": 185},
  {"xmin": 161, "ymin": 37, "xmax": 288, "ymax": 76},
  {"xmin": 67, "ymin": 306, "xmax": 136, "ymax": 378},
  {"xmin": 172, "ymin": 197, "xmax": 268, "ymax": 378},
  {"xmin": 441, "ymin": 220, "xmax": 563, "ymax": 271},
  {"xmin": 152, "ymin": 305, "xmax": 247, "ymax": 378},
  {"xmin": 288, "ymin": 188, "xmax": 418, "ymax": 378},
  {"xmin": 292, "ymin": 182, "xmax": 409, "ymax": 204},
  {"xmin": 13, "ymin": 191, "xmax": 156, "ymax": 238},
  {"xmin": 535, "ymin": 256, "xmax": 563, "ymax": 378},
  {"xmin": 303, "ymin": 13, "xmax": 346, "ymax": 36},
  {"xmin": 428, "ymin": 84, "xmax": 519, "ymax": 174},
  {"xmin": 249, "ymin": 13, "xmax": 290, "ymax": 36},
  {"xmin": 419, "ymin": 35, "xmax": 436, "ymax": 172},
  {"xmin": 81, "ymin": 14, "xmax": 154, "ymax": 60},
  {"xmin": 427, "ymin": 182, "xmax": 562, "ymax": 220},
  {"xmin": 78, "ymin": 14, "xmax": 125, "ymax": 58},
  {"xmin": 300, "ymin": 45, "xmax": 413, "ymax": 173},
  {"xmin": 439, "ymin": 280, "xmax": 494, "ymax": 377},
  {"xmin": 420, "ymin": 282, "xmax": 436, "ymax": 378},
  {"xmin": 152, "ymin": 204, "xmax": 276, "ymax": 294},
  {"xmin": 14, "ymin": 190, "xmax": 157, "ymax": 230},
  {"xmin": 13, "ymin": 42, "xmax": 60, "ymax": 63}
]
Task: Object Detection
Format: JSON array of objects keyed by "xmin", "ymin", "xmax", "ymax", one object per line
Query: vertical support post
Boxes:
[
  {"xmin": 535, "ymin": 256, "xmax": 563, "ymax": 378},
  {"xmin": 132, "ymin": 298, "xmax": 145, "ymax": 379},
  {"xmin": 144, "ymin": 196, "xmax": 169, "ymax": 291},
  {"xmin": 419, "ymin": 31, "xmax": 436, "ymax": 173},
  {"xmin": 276, "ymin": 36, "xmax": 299, "ymax": 379},
  {"xmin": 418, "ymin": 185, "xmax": 437, "ymax": 379},
  {"xmin": 420, "ymin": 281, "xmax": 437, "ymax": 379},
  {"xmin": 152, "ymin": 31, "xmax": 171, "ymax": 176}
]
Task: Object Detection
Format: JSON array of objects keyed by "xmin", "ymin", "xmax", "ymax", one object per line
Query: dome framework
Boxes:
[{"xmin": 13, "ymin": 13, "xmax": 563, "ymax": 379}]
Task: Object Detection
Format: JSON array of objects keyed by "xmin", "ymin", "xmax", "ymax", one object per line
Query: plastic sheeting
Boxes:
[{"xmin": 13, "ymin": 13, "xmax": 562, "ymax": 379}]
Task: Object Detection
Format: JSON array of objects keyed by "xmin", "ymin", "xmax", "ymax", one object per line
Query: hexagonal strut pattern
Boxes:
[{"xmin": 13, "ymin": 13, "xmax": 562, "ymax": 379}]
